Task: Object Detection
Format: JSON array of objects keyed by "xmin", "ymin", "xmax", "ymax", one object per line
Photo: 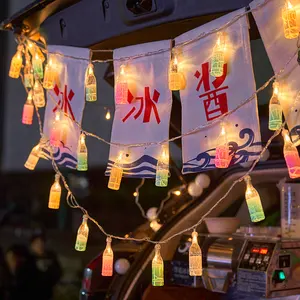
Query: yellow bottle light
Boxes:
[
  {"xmin": 85, "ymin": 64, "xmax": 97, "ymax": 102},
  {"xmin": 108, "ymin": 151, "xmax": 124, "ymax": 190},
  {"xmin": 102, "ymin": 237, "xmax": 114, "ymax": 277},
  {"xmin": 33, "ymin": 77, "xmax": 45, "ymax": 108},
  {"xmin": 75, "ymin": 215, "xmax": 89, "ymax": 251},
  {"xmin": 210, "ymin": 32, "xmax": 226, "ymax": 77},
  {"xmin": 155, "ymin": 144, "xmax": 169, "ymax": 187},
  {"xmin": 115, "ymin": 64, "xmax": 129, "ymax": 104},
  {"xmin": 77, "ymin": 133, "xmax": 88, "ymax": 171},
  {"xmin": 269, "ymin": 81, "xmax": 282, "ymax": 131},
  {"xmin": 22, "ymin": 90, "xmax": 34, "ymax": 125},
  {"xmin": 189, "ymin": 231, "xmax": 202, "ymax": 276},
  {"xmin": 24, "ymin": 143, "xmax": 41, "ymax": 171},
  {"xmin": 215, "ymin": 122, "xmax": 232, "ymax": 168},
  {"xmin": 282, "ymin": 1, "xmax": 298, "ymax": 39},
  {"xmin": 168, "ymin": 53, "xmax": 185, "ymax": 91},
  {"xmin": 244, "ymin": 175, "xmax": 265, "ymax": 223},
  {"xmin": 24, "ymin": 54, "xmax": 34, "ymax": 88},
  {"xmin": 152, "ymin": 244, "xmax": 164, "ymax": 286},
  {"xmin": 43, "ymin": 55, "xmax": 56, "ymax": 89},
  {"xmin": 48, "ymin": 174, "xmax": 62, "ymax": 209},
  {"xmin": 32, "ymin": 53, "xmax": 44, "ymax": 79},
  {"xmin": 282, "ymin": 129, "xmax": 300, "ymax": 178},
  {"xmin": 9, "ymin": 45, "xmax": 23, "ymax": 79}
]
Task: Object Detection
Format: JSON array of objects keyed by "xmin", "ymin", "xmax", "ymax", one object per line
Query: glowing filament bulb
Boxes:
[
  {"xmin": 24, "ymin": 142, "xmax": 41, "ymax": 170},
  {"xmin": 105, "ymin": 109, "xmax": 111, "ymax": 120},
  {"xmin": 48, "ymin": 174, "xmax": 61, "ymax": 209},
  {"xmin": 43, "ymin": 55, "xmax": 56, "ymax": 89},
  {"xmin": 215, "ymin": 122, "xmax": 232, "ymax": 168},
  {"xmin": 210, "ymin": 32, "xmax": 226, "ymax": 77},
  {"xmin": 102, "ymin": 237, "xmax": 114, "ymax": 276},
  {"xmin": 33, "ymin": 78, "xmax": 45, "ymax": 108},
  {"xmin": 75, "ymin": 215, "xmax": 89, "ymax": 251},
  {"xmin": 115, "ymin": 64, "xmax": 129, "ymax": 104},
  {"xmin": 108, "ymin": 151, "xmax": 124, "ymax": 190},
  {"xmin": 282, "ymin": 129, "xmax": 300, "ymax": 178},
  {"xmin": 168, "ymin": 54, "xmax": 185, "ymax": 91},
  {"xmin": 24, "ymin": 55, "xmax": 34, "ymax": 88},
  {"xmin": 77, "ymin": 133, "xmax": 88, "ymax": 171},
  {"xmin": 155, "ymin": 144, "xmax": 169, "ymax": 187},
  {"xmin": 282, "ymin": 1, "xmax": 298, "ymax": 39},
  {"xmin": 85, "ymin": 64, "xmax": 97, "ymax": 102},
  {"xmin": 189, "ymin": 231, "xmax": 202, "ymax": 276},
  {"xmin": 152, "ymin": 244, "xmax": 164, "ymax": 287},
  {"xmin": 50, "ymin": 112, "xmax": 62, "ymax": 147},
  {"xmin": 150, "ymin": 220, "xmax": 162, "ymax": 232},
  {"xmin": 244, "ymin": 175, "xmax": 265, "ymax": 223},
  {"xmin": 269, "ymin": 81, "xmax": 282, "ymax": 130},
  {"xmin": 9, "ymin": 45, "xmax": 23, "ymax": 79},
  {"xmin": 22, "ymin": 91, "xmax": 34, "ymax": 125},
  {"xmin": 32, "ymin": 53, "xmax": 44, "ymax": 79}
]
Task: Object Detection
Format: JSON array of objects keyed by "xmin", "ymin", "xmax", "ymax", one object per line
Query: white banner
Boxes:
[
  {"xmin": 175, "ymin": 8, "xmax": 262, "ymax": 174},
  {"xmin": 251, "ymin": 0, "xmax": 300, "ymax": 143},
  {"xmin": 106, "ymin": 40, "xmax": 172, "ymax": 178},
  {"xmin": 43, "ymin": 45, "xmax": 89, "ymax": 168}
]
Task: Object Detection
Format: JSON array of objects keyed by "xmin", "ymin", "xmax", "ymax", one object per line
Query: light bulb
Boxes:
[
  {"xmin": 133, "ymin": 192, "xmax": 138, "ymax": 197},
  {"xmin": 152, "ymin": 244, "xmax": 164, "ymax": 286},
  {"xmin": 32, "ymin": 53, "xmax": 44, "ymax": 79},
  {"xmin": 85, "ymin": 64, "xmax": 97, "ymax": 102},
  {"xmin": 24, "ymin": 143, "xmax": 40, "ymax": 170},
  {"xmin": 155, "ymin": 144, "xmax": 169, "ymax": 187},
  {"xmin": 108, "ymin": 151, "xmax": 124, "ymax": 190},
  {"xmin": 105, "ymin": 110, "xmax": 111, "ymax": 120},
  {"xmin": 75, "ymin": 215, "xmax": 89, "ymax": 251},
  {"xmin": 9, "ymin": 45, "xmax": 23, "ymax": 79},
  {"xmin": 102, "ymin": 237, "xmax": 114, "ymax": 276},
  {"xmin": 215, "ymin": 122, "xmax": 232, "ymax": 168},
  {"xmin": 282, "ymin": 129, "xmax": 300, "ymax": 178},
  {"xmin": 48, "ymin": 174, "xmax": 62, "ymax": 209},
  {"xmin": 150, "ymin": 220, "xmax": 162, "ymax": 232},
  {"xmin": 282, "ymin": 1, "xmax": 298, "ymax": 39},
  {"xmin": 269, "ymin": 81, "xmax": 282, "ymax": 131},
  {"xmin": 22, "ymin": 91, "xmax": 34, "ymax": 125},
  {"xmin": 24, "ymin": 55, "xmax": 34, "ymax": 88},
  {"xmin": 115, "ymin": 64, "xmax": 129, "ymax": 104},
  {"xmin": 244, "ymin": 175, "xmax": 265, "ymax": 222},
  {"xmin": 77, "ymin": 133, "xmax": 88, "ymax": 171},
  {"xmin": 210, "ymin": 32, "xmax": 226, "ymax": 77},
  {"xmin": 189, "ymin": 231, "xmax": 202, "ymax": 276},
  {"xmin": 33, "ymin": 78, "xmax": 45, "ymax": 108},
  {"xmin": 168, "ymin": 52, "xmax": 185, "ymax": 91},
  {"xmin": 43, "ymin": 55, "xmax": 56, "ymax": 89},
  {"xmin": 173, "ymin": 190, "xmax": 181, "ymax": 196}
]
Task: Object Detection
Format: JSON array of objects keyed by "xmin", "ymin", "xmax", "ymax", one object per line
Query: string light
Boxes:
[
  {"xmin": 50, "ymin": 112, "xmax": 62, "ymax": 147},
  {"xmin": 32, "ymin": 53, "xmax": 44, "ymax": 79},
  {"xmin": 108, "ymin": 151, "xmax": 125, "ymax": 190},
  {"xmin": 24, "ymin": 54, "xmax": 34, "ymax": 88},
  {"xmin": 282, "ymin": 128, "xmax": 300, "ymax": 178},
  {"xmin": 9, "ymin": 45, "xmax": 23, "ymax": 79},
  {"xmin": 282, "ymin": 1, "xmax": 298, "ymax": 39},
  {"xmin": 77, "ymin": 133, "xmax": 88, "ymax": 171},
  {"xmin": 152, "ymin": 244, "xmax": 164, "ymax": 286},
  {"xmin": 48, "ymin": 174, "xmax": 61, "ymax": 209},
  {"xmin": 22, "ymin": 90, "xmax": 34, "ymax": 125},
  {"xmin": 75, "ymin": 215, "xmax": 89, "ymax": 251},
  {"xmin": 43, "ymin": 55, "xmax": 56, "ymax": 89},
  {"xmin": 115, "ymin": 64, "xmax": 128, "ymax": 104},
  {"xmin": 85, "ymin": 64, "xmax": 97, "ymax": 102},
  {"xmin": 33, "ymin": 77, "xmax": 45, "ymax": 108},
  {"xmin": 173, "ymin": 190, "xmax": 181, "ymax": 196},
  {"xmin": 268, "ymin": 81, "xmax": 282, "ymax": 130},
  {"xmin": 102, "ymin": 237, "xmax": 114, "ymax": 277},
  {"xmin": 24, "ymin": 142, "xmax": 41, "ymax": 171},
  {"xmin": 168, "ymin": 52, "xmax": 185, "ymax": 91},
  {"xmin": 189, "ymin": 230, "xmax": 202, "ymax": 276},
  {"xmin": 105, "ymin": 109, "xmax": 111, "ymax": 120},
  {"xmin": 155, "ymin": 144, "xmax": 169, "ymax": 187},
  {"xmin": 244, "ymin": 175, "xmax": 265, "ymax": 223},
  {"xmin": 150, "ymin": 220, "xmax": 162, "ymax": 232},
  {"xmin": 210, "ymin": 32, "xmax": 226, "ymax": 77},
  {"xmin": 215, "ymin": 122, "xmax": 232, "ymax": 168}
]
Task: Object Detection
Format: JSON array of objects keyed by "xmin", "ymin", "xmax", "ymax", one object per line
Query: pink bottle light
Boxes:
[
  {"xmin": 215, "ymin": 122, "xmax": 232, "ymax": 168},
  {"xmin": 22, "ymin": 91, "xmax": 34, "ymax": 125},
  {"xmin": 50, "ymin": 112, "xmax": 62, "ymax": 147}
]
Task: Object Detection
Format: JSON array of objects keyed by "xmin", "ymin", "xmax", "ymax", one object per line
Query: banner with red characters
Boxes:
[
  {"xmin": 176, "ymin": 8, "xmax": 262, "ymax": 174},
  {"xmin": 106, "ymin": 40, "xmax": 172, "ymax": 178},
  {"xmin": 43, "ymin": 45, "xmax": 89, "ymax": 168}
]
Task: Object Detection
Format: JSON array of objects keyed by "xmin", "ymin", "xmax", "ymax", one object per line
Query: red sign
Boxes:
[{"xmin": 53, "ymin": 84, "xmax": 75, "ymax": 121}]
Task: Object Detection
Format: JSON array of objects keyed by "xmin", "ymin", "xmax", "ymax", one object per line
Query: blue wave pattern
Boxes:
[
  {"xmin": 105, "ymin": 155, "xmax": 157, "ymax": 178},
  {"xmin": 183, "ymin": 128, "xmax": 262, "ymax": 174}
]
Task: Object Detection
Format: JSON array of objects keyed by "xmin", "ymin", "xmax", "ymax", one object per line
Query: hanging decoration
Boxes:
[
  {"xmin": 108, "ymin": 150, "xmax": 125, "ymax": 190},
  {"xmin": 43, "ymin": 54, "xmax": 56, "ymax": 89},
  {"xmin": 24, "ymin": 138, "xmax": 46, "ymax": 170},
  {"xmin": 77, "ymin": 133, "xmax": 88, "ymax": 171},
  {"xmin": 189, "ymin": 231, "xmax": 202, "ymax": 276},
  {"xmin": 176, "ymin": 8, "xmax": 262, "ymax": 174},
  {"xmin": 85, "ymin": 63, "xmax": 97, "ymax": 102},
  {"xmin": 9, "ymin": 45, "xmax": 23, "ymax": 79},
  {"xmin": 155, "ymin": 144, "xmax": 169, "ymax": 187},
  {"xmin": 152, "ymin": 244, "xmax": 164, "ymax": 286},
  {"xmin": 102, "ymin": 237, "xmax": 114, "ymax": 276},
  {"xmin": 32, "ymin": 53, "xmax": 44, "ymax": 79},
  {"xmin": 115, "ymin": 64, "xmax": 129, "ymax": 104},
  {"xmin": 48, "ymin": 174, "xmax": 62, "ymax": 209},
  {"xmin": 210, "ymin": 32, "xmax": 227, "ymax": 77},
  {"xmin": 22, "ymin": 90, "xmax": 34, "ymax": 125},
  {"xmin": 24, "ymin": 53, "xmax": 34, "ymax": 88},
  {"xmin": 168, "ymin": 50, "xmax": 186, "ymax": 91},
  {"xmin": 282, "ymin": 1, "xmax": 298, "ymax": 39},
  {"xmin": 215, "ymin": 121, "xmax": 232, "ymax": 168},
  {"xmin": 268, "ymin": 81, "xmax": 282, "ymax": 130},
  {"xmin": 33, "ymin": 77, "xmax": 45, "ymax": 108},
  {"xmin": 75, "ymin": 215, "xmax": 89, "ymax": 251}
]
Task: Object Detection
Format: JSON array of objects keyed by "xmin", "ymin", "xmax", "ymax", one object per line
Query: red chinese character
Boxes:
[
  {"xmin": 194, "ymin": 62, "xmax": 228, "ymax": 121},
  {"xmin": 122, "ymin": 87, "xmax": 161, "ymax": 124},
  {"xmin": 53, "ymin": 84, "xmax": 75, "ymax": 121}
]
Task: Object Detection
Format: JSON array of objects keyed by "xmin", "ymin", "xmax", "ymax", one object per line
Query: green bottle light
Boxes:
[
  {"xmin": 152, "ymin": 244, "xmax": 164, "ymax": 286},
  {"xmin": 155, "ymin": 145, "xmax": 169, "ymax": 187},
  {"xmin": 269, "ymin": 81, "xmax": 282, "ymax": 131}
]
